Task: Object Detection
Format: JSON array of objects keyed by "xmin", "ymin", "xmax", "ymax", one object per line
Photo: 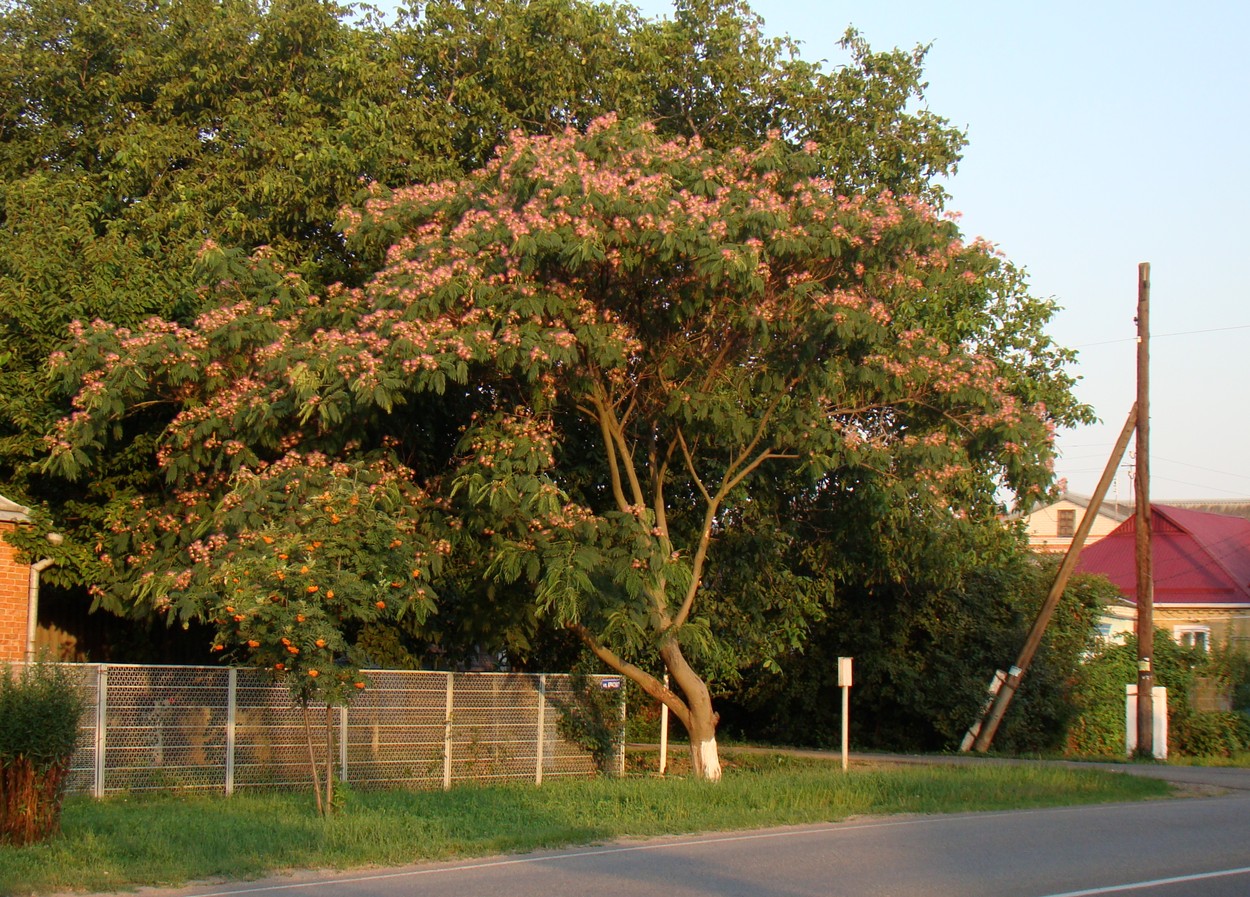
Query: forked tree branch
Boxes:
[{"xmin": 569, "ymin": 623, "xmax": 691, "ymax": 728}]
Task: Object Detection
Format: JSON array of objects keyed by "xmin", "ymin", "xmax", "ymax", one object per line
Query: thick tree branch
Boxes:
[
  {"xmin": 589, "ymin": 386, "xmax": 646, "ymax": 510},
  {"xmin": 592, "ymin": 397, "xmax": 631, "ymax": 514},
  {"xmin": 669, "ymin": 389, "xmax": 798, "ymax": 634},
  {"xmin": 569, "ymin": 623, "xmax": 691, "ymax": 728}
]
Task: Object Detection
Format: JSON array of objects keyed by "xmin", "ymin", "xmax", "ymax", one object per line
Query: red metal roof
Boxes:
[{"xmin": 1075, "ymin": 505, "xmax": 1250, "ymax": 606}]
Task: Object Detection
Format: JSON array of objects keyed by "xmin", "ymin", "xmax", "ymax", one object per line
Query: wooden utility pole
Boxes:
[
  {"xmin": 1135, "ymin": 262, "xmax": 1154, "ymax": 757},
  {"xmin": 967, "ymin": 405, "xmax": 1138, "ymax": 752}
]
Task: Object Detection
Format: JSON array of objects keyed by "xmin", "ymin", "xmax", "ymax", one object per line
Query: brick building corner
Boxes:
[{"xmin": 0, "ymin": 494, "xmax": 32, "ymax": 661}]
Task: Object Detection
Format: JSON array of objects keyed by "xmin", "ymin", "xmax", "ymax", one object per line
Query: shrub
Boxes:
[
  {"xmin": 0, "ymin": 661, "xmax": 86, "ymax": 845},
  {"xmin": 1172, "ymin": 710, "xmax": 1250, "ymax": 758},
  {"xmin": 1066, "ymin": 632, "xmax": 1250, "ymax": 758}
]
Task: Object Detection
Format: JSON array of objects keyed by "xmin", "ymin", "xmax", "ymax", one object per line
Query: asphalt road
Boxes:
[{"xmin": 75, "ymin": 761, "xmax": 1250, "ymax": 897}]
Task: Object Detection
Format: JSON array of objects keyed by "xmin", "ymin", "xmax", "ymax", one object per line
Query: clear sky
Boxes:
[{"xmin": 626, "ymin": 0, "xmax": 1250, "ymax": 503}]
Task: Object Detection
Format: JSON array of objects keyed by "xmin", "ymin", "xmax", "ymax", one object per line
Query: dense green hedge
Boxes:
[
  {"xmin": 716, "ymin": 552, "xmax": 1116, "ymax": 754},
  {"xmin": 1068, "ymin": 633, "xmax": 1250, "ymax": 758}
]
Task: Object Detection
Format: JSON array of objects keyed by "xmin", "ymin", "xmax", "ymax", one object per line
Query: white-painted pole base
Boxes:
[{"xmin": 696, "ymin": 736, "xmax": 721, "ymax": 782}]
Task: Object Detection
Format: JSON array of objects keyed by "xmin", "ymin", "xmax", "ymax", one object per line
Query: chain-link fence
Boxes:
[{"xmin": 57, "ymin": 665, "xmax": 625, "ymax": 796}]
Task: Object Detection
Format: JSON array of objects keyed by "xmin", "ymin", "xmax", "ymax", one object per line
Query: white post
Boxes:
[
  {"xmin": 535, "ymin": 675, "xmax": 546, "ymax": 786},
  {"xmin": 838, "ymin": 657, "xmax": 853, "ymax": 771},
  {"xmin": 225, "ymin": 668, "xmax": 237, "ymax": 796},
  {"xmin": 1126, "ymin": 684, "xmax": 1168, "ymax": 759},
  {"xmin": 659, "ymin": 674, "xmax": 669, "ymax": 775},
  {"xmin": 93, "ymin": 665, "xmax": 108, "ymax": 798},
  {"xmin": 443, "ymin": 673, "xmax": 455, "ymax": 791}
]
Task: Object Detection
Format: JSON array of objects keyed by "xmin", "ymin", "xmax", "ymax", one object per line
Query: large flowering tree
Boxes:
[{"xmin": 50, "ymin": 117, "xmax": 1082, "ymax": 780}]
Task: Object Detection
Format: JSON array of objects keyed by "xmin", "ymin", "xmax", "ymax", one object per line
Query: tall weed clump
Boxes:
[{"xmin": 0, "ymin": 662, "xmax": 85, "ymax": 845}]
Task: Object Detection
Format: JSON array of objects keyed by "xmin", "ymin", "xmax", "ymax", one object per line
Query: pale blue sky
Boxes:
[
  {"xmin": 383, "ymin": 0, "xmax": 1250, "ymax": 501},
  {"xmin": 628, "ymin": 0, "xmax": 1250, "ymax": 502}
]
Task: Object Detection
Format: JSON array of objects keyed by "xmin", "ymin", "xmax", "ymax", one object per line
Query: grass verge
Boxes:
[{"xmin": 2, "ymin": 752, "xmax": 1169, "ymax": 896}]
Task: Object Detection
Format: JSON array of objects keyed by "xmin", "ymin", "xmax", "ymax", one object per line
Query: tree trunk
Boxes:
[
  {"xmin": 570, "ymin": 624, "xmax": 723, "ymax": 781},
  {"xmin": 686, "ymin": 705, "xmax": 722, "ymax": 782},
  {"xmin": 660, "ymin": 642, "xmax": 722, "ymax": 782},
  {"xmin": 323, "ymin": 704, "xmax": 336, "ymax": 814},
  {"xmin": 302, "ymin": 704, "xmax": 326, "ymax": 817}
]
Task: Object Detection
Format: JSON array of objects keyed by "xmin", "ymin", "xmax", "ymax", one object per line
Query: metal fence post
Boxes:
[
  {"xmin": 225, "ymin": 667, "xmax": 237, "ymax": 796},
  {"xmin": 93, "ymin": 665, "xmax": 108, "ymax": 798},
  {"xmin": 338, "ymin": 705, "xmax": 349, "ymax": 783},
  {"xmin": 618, "ymin": 682, "xmax": 627, "ymax": 778},
  {"xmin": 443, "ymin": 672, "xmax": 454, "ymax": 791},
  {"xmin": 535, "ymin": 674, "xmax": 546, "ymax": 786}
]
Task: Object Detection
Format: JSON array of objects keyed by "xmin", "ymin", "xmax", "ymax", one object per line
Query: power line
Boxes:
[
  {"xmin": 1059, "ymin": 453, "xmax": 1250, "ymax": 492},
  {"xmin": 1069, "ymin": 323, "xmax": 1250, "ymax": 349},
  {"xmin": 1153, "ymin": 456, "xmax": 1250, "ymax": 484},
  {"xmin": 1144, "ymin": 474, "xmax": 1250, "ymax": 500}
]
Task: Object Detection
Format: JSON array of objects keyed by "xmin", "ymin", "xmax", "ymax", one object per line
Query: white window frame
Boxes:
[{"xmin": 1174, "ymin": 625, "xmax": 1211, "ymax": 652}]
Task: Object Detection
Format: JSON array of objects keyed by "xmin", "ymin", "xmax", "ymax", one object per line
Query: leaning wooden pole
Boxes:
[
  {"xmin": 1134, "ymin": 262, "xmax": 1155, "ymax": 757},
  {"xmin": 968, "ymin": 404, "xmax": 1138, "ymax": 753}
]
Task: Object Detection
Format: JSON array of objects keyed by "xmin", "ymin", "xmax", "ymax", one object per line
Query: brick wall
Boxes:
[{"xmin": 0, "ymin": 522, "xmax": 30, "ymax": 661}]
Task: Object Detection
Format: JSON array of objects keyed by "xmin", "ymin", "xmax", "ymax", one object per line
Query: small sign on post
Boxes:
[{"xmin": 838, "ymin": 657, "xmax": 853, "ymax": 770}]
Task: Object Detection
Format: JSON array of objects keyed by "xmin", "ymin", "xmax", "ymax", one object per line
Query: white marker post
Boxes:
[
  {"xmin": 838, "ymin": 657, "xmax": 853, "ymax": 770},
  {"xmin": 659, "ymin": 674, "xmax": 669, "ymax": 775}
]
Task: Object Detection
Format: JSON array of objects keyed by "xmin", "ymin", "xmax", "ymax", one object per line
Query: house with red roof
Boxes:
[{"xmin": 1075, "ymin": 504, "xmax": 1250, "ymax": 651}]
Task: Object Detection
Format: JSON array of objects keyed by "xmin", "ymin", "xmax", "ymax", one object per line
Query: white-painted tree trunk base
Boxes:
[{"xmin": 695, "ymin": 736, "xmax": 722, "ymax": 782}]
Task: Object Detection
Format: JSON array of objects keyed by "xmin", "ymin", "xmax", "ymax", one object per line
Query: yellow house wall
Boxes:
[
  {"xmin": 1024, "ymin": 499, "xmax": 1129, "ymax": 554},
  {"xmin": 1153, "ymin": 607, "xmax": 1250, "ymax": 653}
]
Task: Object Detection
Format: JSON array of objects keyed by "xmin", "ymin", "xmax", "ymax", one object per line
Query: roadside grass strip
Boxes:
[{"xmin": 1, "ymin": 754, "xmax": 1167, "ymax": 896}]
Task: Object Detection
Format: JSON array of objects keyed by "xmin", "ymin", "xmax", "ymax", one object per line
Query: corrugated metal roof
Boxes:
[
  {"xmin": 1076, "ymin": 504, "xmax": 1250, "ymax": 606},
  {"xmin": 0, "ymin": 494, "xmax": 31, "ymax": 524},
  {"xmin": 1161, "ymin": 500, "xmax": 1250, "ymax": 522}
]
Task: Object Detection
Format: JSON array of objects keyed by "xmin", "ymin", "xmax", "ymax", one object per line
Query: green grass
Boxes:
[{"xmin": 1, "ymin": 753, "xmax": 1170, "ymax": 896}]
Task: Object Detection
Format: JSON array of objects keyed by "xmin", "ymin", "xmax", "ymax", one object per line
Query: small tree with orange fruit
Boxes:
[{"xmin": 161, "ymin": 455, "xmax": 447, "ymax": 815}]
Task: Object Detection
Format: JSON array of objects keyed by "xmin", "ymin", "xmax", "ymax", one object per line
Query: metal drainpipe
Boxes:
[
  {"xmin": 25, "ymin": 532, "xmax": 64, "ymax": 660},
  {"xmin": 26, "ymin": 558, "xmax": 55, "ymax": 660}
]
